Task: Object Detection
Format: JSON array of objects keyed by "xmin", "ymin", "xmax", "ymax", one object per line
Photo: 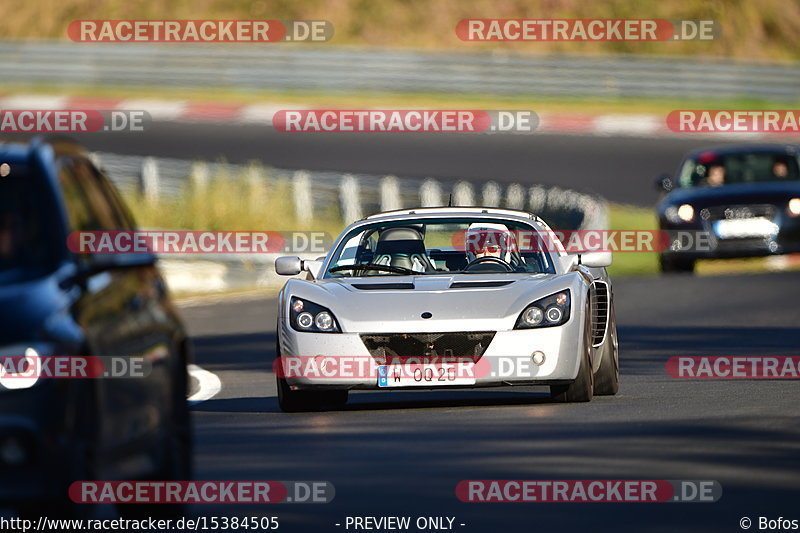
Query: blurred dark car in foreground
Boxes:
[
  {"xmin": 656, "ymin": 144, "xmax": 800, "ymax": 273},
  {"xmin": 0, "ymin": 137, "xmax": 192, "ymax": 517}
]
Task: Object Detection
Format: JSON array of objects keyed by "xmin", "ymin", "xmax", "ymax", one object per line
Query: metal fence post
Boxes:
[
  {"xmin": 452, "ymin": 181, "xmax": 475, "ymax": 206},
  {"xmin": 189, "ymin": 161, "xmax": 209, "ymax": 195},
  {"xmin": 420, "ymin": 178, "xmax": 442, "ymax": 207},
  {"xmin": 505, "ymin": 183, "xmax": 525, "ymax": 210},
  {"xmin": 140, "ymin": 157, "xmax": 160, "ymax": 203},
  {"xmin": 482, "ymin": 181, "xmax": 501, "ymax": 207},
  {"xmin": 293, "ymin": 170, "xmax": 313, "ymax": 224},
  {"xmin": 380, "ymin": 175, "xmax": 402, "ymax": 211},
  {"xmin": 340, "ymin": 174, "xmax": 362, "ymax": 223}
]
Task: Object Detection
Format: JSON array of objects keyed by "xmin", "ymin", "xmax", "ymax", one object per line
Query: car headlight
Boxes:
[
  {"xmin": 665, "ymin": 204, "xmax": 695, "ymax": 223},
  {"xmin": 788, "ymin": 198, "xmax": 800, "ymax": 217},
  {"xmin": 289, "ymin": 297, "xmax": 341, "ymax": 333},
  {"xmin": 515, "ymin": 290, "xmax": 571, "ymax": 329},
  {"xmin": 0, "ymin": 346, "xmax": 45, "ymax": 391}
]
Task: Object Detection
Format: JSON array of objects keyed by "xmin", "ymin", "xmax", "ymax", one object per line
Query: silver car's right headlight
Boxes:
[{"xmin": 515, "ymin": 290, "xmax": 571, "ymax": 329}]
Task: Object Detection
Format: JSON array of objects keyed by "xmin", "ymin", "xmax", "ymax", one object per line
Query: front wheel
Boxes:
[
  {"xmin": 551, "ymin": 305, "xmax": 594, "ymax": 403},
  {"xmin": 276, "ymin": 374, "xmax": 348, "ymax": 412},
  {"xmin": 275, "ymin": 335, "xmax": 348, "ymax": 412},
  {"xmin": 593, "ymin": 305, "xmax": 619, "ymax": 396}
]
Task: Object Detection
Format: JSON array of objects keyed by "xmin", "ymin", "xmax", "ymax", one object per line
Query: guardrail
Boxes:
[
  {"xmin": 3, "ymin": 41, "xmax": 800, "ymax": 101},
  {"xmin": 92, "ymin": 151, "xmax": 607, "ymax": 293},
  {"xmin": 94, "ymin": 151, "xmax": 608, "ymax": 231}
]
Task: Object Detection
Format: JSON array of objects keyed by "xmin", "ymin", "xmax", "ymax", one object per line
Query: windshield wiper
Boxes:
[{"xmin": 328, "ymin": 263, "xmax": 416, "ymax": 275}]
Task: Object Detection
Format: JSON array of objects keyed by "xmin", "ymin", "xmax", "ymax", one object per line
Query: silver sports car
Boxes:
[{"xmin": 274, "ymin": 207, "xmax": 618, "ymax": 412}]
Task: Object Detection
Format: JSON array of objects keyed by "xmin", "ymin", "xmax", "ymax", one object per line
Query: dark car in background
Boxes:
[
  {"xmin": 655, "ymin": 144, "xmax": 800, "ymax": 273},
  {"xmin": 0, "ymin": 137, "xmax": 192, "ymax": 517}
]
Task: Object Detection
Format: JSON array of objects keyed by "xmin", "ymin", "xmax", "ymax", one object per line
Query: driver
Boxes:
[{"xmin": 465, "ymin": 223, "xmax": 516, "ymax": 264}]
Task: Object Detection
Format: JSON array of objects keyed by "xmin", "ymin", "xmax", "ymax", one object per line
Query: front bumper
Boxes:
[
  {"xmin": 278, "ymin": 320, "xmax": 584, "ymax": 390},
  {"xmin": 660, "ymin": 214, "xmax": 800, "ymax": 260}
]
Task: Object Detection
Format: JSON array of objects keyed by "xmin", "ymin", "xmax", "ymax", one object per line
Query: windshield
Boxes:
[
  {"xmin": 677, "ymin": 150, "xmax": 800, "ymax": 188},
  {"xmin": 0, "ymin": 161, "xmax": 62, "ymax": 284},
  {"xmin": 325, "ymin": 217, "xmax": 556, "ymax": 278}
]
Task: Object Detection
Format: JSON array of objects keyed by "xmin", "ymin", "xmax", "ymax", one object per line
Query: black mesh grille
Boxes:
[
  {"xmin": 360, "ymin": 332, "xmax": 495, "ymax": 363},
  {"xmin": 590, "ymin": 282, "xmax": 609, "ymax": 346},
  {"xmin": 704, "ymin": 204, "xmax": 776, "ymax": 222}
]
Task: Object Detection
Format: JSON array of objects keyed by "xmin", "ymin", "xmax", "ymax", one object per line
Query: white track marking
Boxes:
[{"xmin": 187, "ymin": 364, "xmax": 222, "ymax": 405}]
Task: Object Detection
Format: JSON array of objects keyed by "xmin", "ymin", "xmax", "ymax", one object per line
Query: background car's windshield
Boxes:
[
  {"xmin": 326, "ymin": 218, "xmax": 555, "ymax": 277},
  {"xmin": 678, "ymin": 151, "xmax": 800, "ymax": 188},
  {"xmin": 0, "ymin": 162, "xmax": 62, "ymax": 284}
]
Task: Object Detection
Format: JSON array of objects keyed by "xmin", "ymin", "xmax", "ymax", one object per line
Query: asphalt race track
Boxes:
[
  {"xmin": 181, "ymin": 271, "xmax": 800, "ymax": 533},
  {"xmin": 79, "ymin": 123, "xmax": 744, "ymax": 206}
]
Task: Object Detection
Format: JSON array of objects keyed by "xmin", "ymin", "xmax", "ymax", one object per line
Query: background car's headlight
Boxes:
[
  {"xmin": 665, "ymin": 204, "xmax": 695, "ymax": 223},
  {"xmin": 515, "ymin": 290, "xmax": 571, "ymax": 329},
  {"xmin": 289, "ymin": 297, "xmax": 341, "ymax": 333},
  {"xmin": 0, "ymin": 346, "xmax": 48, "ymax": 391},
  {"xmin": 788, "ymin": 198, "xmax": 800, "ymax": 217}
]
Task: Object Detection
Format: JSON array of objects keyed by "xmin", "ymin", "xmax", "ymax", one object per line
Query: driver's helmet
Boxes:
[{"xmin": 465, "ymin": 222, "xmax": 516, "ymax": 263}]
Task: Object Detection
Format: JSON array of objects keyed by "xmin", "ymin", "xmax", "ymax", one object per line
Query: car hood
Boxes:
[
  {"xmin": 662, "ymin": 181, "xmax": 800, "ymax": 208},
  {"xmin": 282, "ymin": 273, "xmax": 584, "ymax": 333}
]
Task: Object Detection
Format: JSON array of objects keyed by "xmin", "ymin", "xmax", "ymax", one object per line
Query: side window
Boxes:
[
  {"xmin": 91, "ymin": 165, "xmax": 136, "ymax": 230},
  {"xmin": 58, "ymin": 159, "xmax": 102, "ymax": 233},
  {"xmin": 58, "ymin": 156, "xmax": 129, "ymax": 232}
]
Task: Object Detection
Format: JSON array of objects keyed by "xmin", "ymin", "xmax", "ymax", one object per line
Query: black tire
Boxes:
[
  {"xmin": 277, "ymin": 373, "xmax": 349, "ymax": 412},
  {"xmin": 275, "ymin": 336, "xmax": 348, "ymax": 412},
  {"xmin": 118, "ymin": 346, "xmax": 192, "ymax": 519},
  {"xmin": 593, "ymin": 304, "xmax": 619, "ymax": 396},
  {"xmin": 550, "ymin": 303, "xmax": 594, "ymax": 403},
  {"xmin": 659, "ymin": 254, "xmax": 695, "ymax": 274}
]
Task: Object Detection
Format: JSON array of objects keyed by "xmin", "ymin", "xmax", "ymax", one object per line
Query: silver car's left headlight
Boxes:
[
  {"xmin": 515, "ymin": 290, "xmax": 571, "ymax": 329},
  {"xmin": 289, "ymin": 297, "xmax": 341, "ymax": 333}
]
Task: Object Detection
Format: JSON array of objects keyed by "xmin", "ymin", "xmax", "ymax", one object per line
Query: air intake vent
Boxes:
[
  {"xmin": 450, "ymin": 280, "xmax": 514, "ymax": 288},
  {"xmin": 590, "ymin": 281, "xmax": 609, "ymax": 347},
  {"xmin": 360, "ymin": 332, "xmax": 495, "ymax": 363},
  {"xmin": 351, "ymin": 283, "xmax": 415, "ymax": 290}
]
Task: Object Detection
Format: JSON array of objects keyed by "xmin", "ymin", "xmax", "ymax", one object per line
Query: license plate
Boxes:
[
  {"xmin": 377, "ymin": 363, "xmax": 476, "ymax": 388},
  {"xmin": 713, "ymin": 218, "xmax": 778, "ymax": 239}
]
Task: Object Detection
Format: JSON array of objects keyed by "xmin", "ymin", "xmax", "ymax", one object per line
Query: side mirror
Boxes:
[
  {"xmin": 655, "ymin": 174, "xmax": 673, "ymax": 193},
  {"xmin": 303, "ymin": 260, "xmax": 323, "ymax": 280},
  {"xmin": 62, "ymin": 253, "xmax": 158, "ymax": 289},
  {"xmin": 275, "ymin": 256, "xmax": 302, "ymax": 276},
  {"xmin": 275, "ymin": 257, "xmax": 325, "ymax": 279},
  {"xmin": 579, "ymin": 251, "xmax": 612, "ymax": 268},
  {"xmin": 559, "ymin": 254, "xmax": 579, "ymax": 272}
]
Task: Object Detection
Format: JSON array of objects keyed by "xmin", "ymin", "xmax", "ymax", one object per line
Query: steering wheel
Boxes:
[{"xmin": 463, "ymin": 256, "xmax": 514, "ymax": 272}]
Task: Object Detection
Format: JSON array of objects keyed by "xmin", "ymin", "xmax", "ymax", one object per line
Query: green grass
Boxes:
[
  {"xmin": 120, "ymin": 161, "xmax": 345, "ymax": 237},
  {"xmin": 605, "ymin": 203, "xmax": 660, "ymax": 278}
]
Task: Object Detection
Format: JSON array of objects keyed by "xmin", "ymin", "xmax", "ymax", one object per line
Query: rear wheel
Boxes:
[
  {"xmin": 551, "ymin": 305, "xmax": 594, "ymax": 403},
  {"xmin": 593, "ymin": 305, "xmax": 619, "ymax": 396},
  {"xmin": 659, "ymin": 254, "xmax": 695, "ymax": 274}
]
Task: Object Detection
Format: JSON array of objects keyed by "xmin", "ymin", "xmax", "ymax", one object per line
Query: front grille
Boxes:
[
  {"xmin": 703, "ymin": 204, "xmax": 776, "ymax": 222},
  {"xmin": 590, "ymin": 281, "xmax": 609, "ymax": 347},
  {"xmin": 360, "ymin": 332, "xmax": 495, "ymax": 362}
]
